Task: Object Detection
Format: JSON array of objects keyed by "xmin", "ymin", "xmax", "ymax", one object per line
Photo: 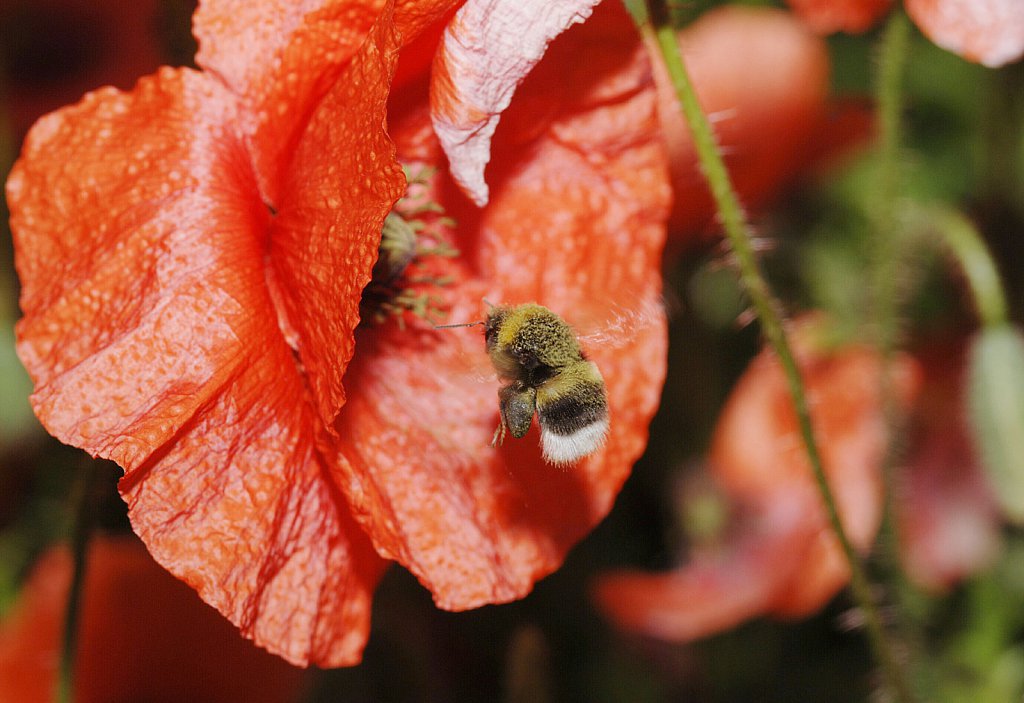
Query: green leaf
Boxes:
[{"xmin": 968, "ymin": 324, "xmax": 1024, "ymax": 523}]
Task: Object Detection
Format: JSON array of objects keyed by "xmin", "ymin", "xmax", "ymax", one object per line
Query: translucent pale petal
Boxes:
[
  {"xmin": 906, "ymin": 0, "xmax": 1024, "ymax": 67},
  {"xmin": 430, "ymin": 0, "xmax": 601, "ymax": 205}
]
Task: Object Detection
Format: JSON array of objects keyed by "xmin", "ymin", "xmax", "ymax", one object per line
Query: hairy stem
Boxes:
[
  {"xmin": 871, "ymin": 10, "xmax": 911, "ymax": 346},
  {"xmin": 869, "ymin": 3, "xmax": 914, "ymax": 593},
  {"xmin": 642, "ymin": 4, "xmax": 916, "ymax": 701}
]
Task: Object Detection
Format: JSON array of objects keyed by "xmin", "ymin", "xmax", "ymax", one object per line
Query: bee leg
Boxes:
[
  {"xmin": 491, "ymin": 420, "xmax": 507, "ymax": 448},
  {"xmin": 493, "ymin": 383, "xmax": 537, "ymax": 447}
]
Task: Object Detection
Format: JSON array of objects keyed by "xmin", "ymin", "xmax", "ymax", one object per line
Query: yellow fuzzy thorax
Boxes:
[{"xmin": 494, "ymin": 303, "xmax": 582, "ymax": 369}]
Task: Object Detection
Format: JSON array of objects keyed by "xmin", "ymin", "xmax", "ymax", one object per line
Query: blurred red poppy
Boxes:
[
  {"xmin": 905, "ymin": 0, "xmax": 1024, "ymax": 68},
  {"xmin": 8, "ymin": 0, "xmax": 669, "ymax": 667},
  {"xmin": 1, "ymin": 0, "xmax": 165, "ymax": 140},
  {"xmin": 899, "ymin": 341, "xmax": 1001, "ymax": 590},
  {"xmin": 788, "ymin": 0, "xmax": 1024, "ymax": 68},
  {"xmin": 784, "ymin": 0, "xmax": 893, "ymax": 35},
  {"xmin": 0, "ymin": 536, "xmax": 306, "ymax": 703},
  {"xmin": 595, "ymin": 317, "xmax": 921, "ymax": 640},
  {"xmin": 650, "ymin": 6, "xmax": 872, "ymax": 246}
]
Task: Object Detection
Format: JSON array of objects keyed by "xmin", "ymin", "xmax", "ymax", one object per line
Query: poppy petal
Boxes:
[
  {"xmin": 905, "ymin": 0, "xmax": 1024, "ymax": 68},
  {"xmin": 120, "ymin": 363, "xmax": 387, "ymax": 667},
  {"xmin": 267, "ymin": 10, "xmax": 406, "ymax": 429},
  {"xmin": 0, "ymin": 538, "xmax": 307, "ymax": 703},
  {"xmin": 193, "ymin": 0, "xmax": 388, "ymax": 204},
  {"xmin": 335, "ymin": 291, "xmax": 665, "ymax": 610},
  {"xmin": 194, "ymin": 0, "xmax": 460, "ymax": 205},
  {"xmin": 899, "ymin": 345, "xmax": 1001, "ymax": 590},
  {"xmin": 594, "ymin": 494, "xmax": 814, "ymax": 640},
  {"xmin": 597, "ymin": 319, "xmax": 922, "ymax": 642},
  {"xmin": 8, "ymin": 68, "xmax": 387, "ymax": 666},
  {"xmin": 11, "ymin": 68, "xmax": 250, "ymax": 452},
  {"xmin": 430, "ymin": 0, "xmax": 602, "ymax": 206},
  {"xmin": 900, "ymin": 427, "xmax": 1001, "ymax": 590},
  {"xmin": 710, "ymin": 322, "xmax": 920, "ymax": 617},
  {"xmin": 335, "ymin": 2, "xmax": 670, "ymax": 609},
  {"xmin": 394, "ymin": 0, "xmax": 463, "ymax": 41},
  {"xmin": 785, "ymin": 0, "xmax": 893, "ymax": 34},
  {"xmin": 711, "ymin": 324, "xmax": 919, "ymax": 502}
]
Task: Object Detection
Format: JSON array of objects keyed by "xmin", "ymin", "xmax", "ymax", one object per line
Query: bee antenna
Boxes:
[
  {"xmin": 434, "ymin": 320, "xmax": 485, "ymax": 329},
  {"xmin": 482, "ymin": 298, "xmax": 495, "ymax": 309}
]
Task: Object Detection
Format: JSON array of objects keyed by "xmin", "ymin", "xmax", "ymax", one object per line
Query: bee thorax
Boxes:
[
  {"xmin": 540, "ymin": 416, "xmax": 609, "ymax": 465},
  {"xmin": 480, "ymin": 303, "xmax": 609, "ymax": 465}
]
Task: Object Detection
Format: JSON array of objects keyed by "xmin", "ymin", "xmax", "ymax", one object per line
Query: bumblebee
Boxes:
[{"xmin": 483, "ymin": 303, "xmax": 609, "ymax": 465}]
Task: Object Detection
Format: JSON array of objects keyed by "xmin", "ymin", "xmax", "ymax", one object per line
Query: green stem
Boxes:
[
  {"xmin": 871, "ymin": 9, "xmax": 911, "ymax": 349},
  {"xmin": 919, "ymin": 207, "xmax": 1009, "ymax": 328},
  {"xmin": 642, "ymin": 5, "xmax": 915, "ymax": 702},
  {"xmin": 869, "ymin": 4, "xmax": 921, "ymax": 630},
  {"xmin": 876, "ymin": 12, "xmax": 910, "ymax": 203},
  {"xmin": 57, "ymin": 462, "xmax": 98, "ymax": 703}
]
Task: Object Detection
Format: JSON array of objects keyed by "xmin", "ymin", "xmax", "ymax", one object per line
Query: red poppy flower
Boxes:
[
  {"xmin": 8, "ymin": 0, "xmax": 669, "ymax": 666},
  {"xmin": 0, "ymin": 536, "xmax": 307, "ymax": 703},
  {"xmin": 899, "ymin": 341, "xmax": 1001, "ymax": 590},
  {"xmin": 1, "ymin": 0, "xmax": 165, "ymax": 140},
  {"xmin": 788, "ymin": 0, "xmax": 1024, "ymax": 68},
  {"xmin": 594, "ymin": 317, "xmax": 921, "ymax": 640},
  {"xmin": 784, "ymin": 0, "xmax": 893, "ymax": 35},
  {"xmin": 649, "ymin": 6, "xmax": 871, "ymax": 245}
]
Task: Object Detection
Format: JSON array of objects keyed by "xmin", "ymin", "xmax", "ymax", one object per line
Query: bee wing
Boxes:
[{"xmin": 575, "ymin": 296, "xmax": 670, "ymax": 352}]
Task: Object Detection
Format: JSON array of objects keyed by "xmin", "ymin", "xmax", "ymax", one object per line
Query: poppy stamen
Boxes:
[{"xmin": 360, "ymin": 165, "xmax": 458, "ymax": 329}]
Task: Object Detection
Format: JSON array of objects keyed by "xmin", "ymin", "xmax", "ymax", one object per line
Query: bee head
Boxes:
[{"xmin": 484, "ymin": 306, "xmax": 510, "ymax": 352}]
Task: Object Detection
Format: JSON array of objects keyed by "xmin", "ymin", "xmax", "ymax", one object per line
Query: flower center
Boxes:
[{"xmin": 360, "ymin": 166, "xmax": 458, "ymax": 328}]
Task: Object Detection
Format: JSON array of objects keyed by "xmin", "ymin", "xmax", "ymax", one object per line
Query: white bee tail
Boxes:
[{"xmin": 540, "ymin": 417, "xmax": 609, "ymax": 465}]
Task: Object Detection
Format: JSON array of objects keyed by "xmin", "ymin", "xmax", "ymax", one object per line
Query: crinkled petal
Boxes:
[
  {"xmin": 394, "ymin": 0, "xmax": 464, "ymax": 41},
  {"xmin": 785, "ymin": 0, "xmax": 893, "ymax": 34},
  {"xmin": 268, "ymin": 10, "xmax": 406, "ymax": 428},
  {"xmin": 906, "ymin": 0, "xmax": 1024, "ymax": 68},
  {"xmin": 120, "ymin": 339, "xmax": 387, "ymax": 667},
  {"xmin": 430, "ymin": 0, "xmax": 601, "ymax": 206},
  {"xmin": 0, "ymin": 539, "xmax": 306, "ymax": 703},
  {"xmin": 193, "ymin": 0, "xmax": 386, "ymax": 203},
  {"xmin": 11, "ymin": 69, "xmax": 252, "ymax": 450},
  {"xmin": 336, "ymin": 1, "xmax": 670, "ymax": 609},
  {"xmin": 121, "ymin": 356, "xmax": 381, "ymax": 668},
  {"xmin": 8, "ymin": 68, "xmax": 386, "ymax": 666},
  {"xmin": 193, "ymin": 0, "xmax": 461, "ymax": 203}
]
